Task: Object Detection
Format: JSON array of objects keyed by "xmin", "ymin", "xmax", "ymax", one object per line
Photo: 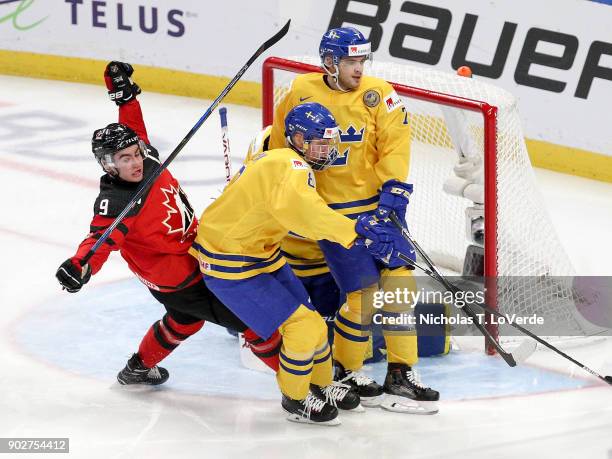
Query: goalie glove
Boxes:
[
  {"xmin": 56, "ymin": 258, "xmax": 92, "ymax": 293},
  {"xmin": 104, "ymin": 61, "xmax": 141, "ymax": 106},
  {"xmin": 376, "ymin": 180, "xmax": 413, "ymax": 222}
]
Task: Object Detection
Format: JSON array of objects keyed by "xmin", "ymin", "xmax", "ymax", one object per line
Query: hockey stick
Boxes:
[
  {"xmin": 218, "ymin": 107, "xmax": 232, "ymax": 184},
  {"xmin": 80, "ymin": 20, "xmax": 291, "ymax": 265},
  {"xmin": 217, "ymin": 106, "xmax": 266, "ymax": 371},
  {"xmin": 388, "ymin": 213, "xmax": 612, "ymax": 384},
  {"xmin": 385, "ymin": 213, "xmax": 524, "ymax": 366}
]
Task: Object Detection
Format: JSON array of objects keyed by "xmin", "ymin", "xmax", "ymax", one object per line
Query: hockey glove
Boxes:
[
  {"xmin": 104, "ymin": 61, "xmax": 141, "ymax": 106},
  {"xmin": 384, "ymin": 222, "xmax": 417, "ymax": 269},
  {"xmin": 354, "ymin": 215, "xmax": 394, "ymax": 259},
  {"xmin": 355, "ymin": 215, "xmax": 416, "ymax": 268},
  {"xmin": 376, "ymin": 180, "xmax": 413, "ymax": 222},
  {"xmin": 56, "ymin": 258, "xmax": 92, "ymax": 293}
]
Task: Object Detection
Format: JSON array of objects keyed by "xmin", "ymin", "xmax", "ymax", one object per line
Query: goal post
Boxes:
[{"xmin": 261, "ymin": 56, "xmax": 597, "ymax": 355}]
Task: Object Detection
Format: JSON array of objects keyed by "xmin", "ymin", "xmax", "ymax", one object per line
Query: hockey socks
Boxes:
[
  {"xmin": 137, "ymin": 314, "xmax": 204, "ymax": 368},
  {"xmin": 243, "ymin": 328, "xmax": 281, "ymax": 372}
]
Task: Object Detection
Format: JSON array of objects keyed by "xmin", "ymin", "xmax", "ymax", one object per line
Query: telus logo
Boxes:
[
  {"xmin": 65, "ymin": 0, "xmax": 187, "ymax": 37},
  {"xmin": 0, "ymin": 0, "xmax": 48, "ymax": 30}
]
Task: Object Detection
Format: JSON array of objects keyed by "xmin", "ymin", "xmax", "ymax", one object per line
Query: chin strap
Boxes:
[
  {"xmin": 321, "ymin": 64, "xmax": 350, "ymax": 92},
  {"xmin": 286, "ymin": 136, "xmax": 304, "ymax": 156}
]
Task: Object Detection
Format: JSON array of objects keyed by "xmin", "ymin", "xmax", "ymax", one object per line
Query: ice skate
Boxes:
[
  {"xmin": 334, "ymin": 362, "xmax": 383, "ymax": 407},
  {"xmin": 381, "ymin": 364, "xmax": 439, "ymax": 414},
  {"xmin": 117, "ymin": 354, "xmax": 169, "ymax": 386},
  {"xmin": 310, "ymin": 381, "xmax": 364, "ymax": 412},
  {"xmin": 281, "ymin": 393, "xmax": 340, "ymax": 426}
]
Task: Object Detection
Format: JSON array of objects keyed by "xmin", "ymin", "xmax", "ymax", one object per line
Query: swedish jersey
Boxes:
[
  {"xmin": 71, "ymin": 100, "xmax": 199, "ymax": 292},
  {"xmin": 245, "ymin": 127, "xmax": 329, "ymax": 277},
  {"xmin": 269, "ymin": 73, "xmax": 411, "ymax": 219},
  {"xmin": 189, "ymin": 148, "xmax": 357, "ymax": 280}
]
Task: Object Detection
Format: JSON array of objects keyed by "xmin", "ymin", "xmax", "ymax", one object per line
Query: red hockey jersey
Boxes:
[{"xmin": 71, "ymin": 99, "xmax": 200, "ymax": 292}]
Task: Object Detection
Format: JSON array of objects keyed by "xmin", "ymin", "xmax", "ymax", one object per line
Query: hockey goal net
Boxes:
[{"xmin": 262, "ymin": 56, "xmax": 601, "ymax": 353}]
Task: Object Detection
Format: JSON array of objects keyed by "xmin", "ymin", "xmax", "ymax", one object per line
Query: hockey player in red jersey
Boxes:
[{"xmin": 55, "ymin": 61, "xmax": 280, "ymax": 384}]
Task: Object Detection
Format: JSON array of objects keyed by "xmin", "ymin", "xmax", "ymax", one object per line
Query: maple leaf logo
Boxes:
[{"xmin": 160, "ymin": 184, "xmax": 196, "ymax": 239}]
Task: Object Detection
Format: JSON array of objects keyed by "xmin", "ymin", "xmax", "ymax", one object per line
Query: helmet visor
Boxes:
[{"xmin": 304, "ymin": 128, "xmax": 340, "ymax": 171}]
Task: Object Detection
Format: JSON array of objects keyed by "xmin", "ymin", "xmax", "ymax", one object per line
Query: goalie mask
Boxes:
[
  {"xmin": 284, "ymin": 103, "xmax": 340, "ymax": 171},
  {"xmin": 91, "ymin": 123, "xmax": 147, "ymax": 176}
]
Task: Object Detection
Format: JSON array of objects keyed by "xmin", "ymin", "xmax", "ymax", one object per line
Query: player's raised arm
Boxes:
[{"xmin": 104, "ymin": 61, "xmax": 150, "ymax": 144}]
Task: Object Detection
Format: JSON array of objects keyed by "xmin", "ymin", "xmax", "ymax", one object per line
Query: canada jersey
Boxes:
[
  {"xmin": 189, "ymin": 148, "xmax": 357, "ymax": 280},
  {"xmin": 270, "ymin": 73, "xmax": 411, "ymax": 218},
  {"xmin": 73, "ymin": 147, "xmax": 200, "ymax": 292}
]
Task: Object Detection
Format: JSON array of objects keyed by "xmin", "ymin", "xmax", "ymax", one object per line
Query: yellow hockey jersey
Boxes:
[
  {"xmin": 190, "ymin": 147, "xmax": 357, "ymax": 280},
  {"xmin": 245, "ymin": 126, "xmax": 329, "ymax": 277},
  {"xmin": 270, "ymin": 73, "xmax": 411, "ymax": 219}
]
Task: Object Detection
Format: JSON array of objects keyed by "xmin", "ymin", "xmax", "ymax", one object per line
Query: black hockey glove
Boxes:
[
  {"xmin": 56, "ymin": 258, "xmax": 92, "ymax": 293},
  {"xmin": 104, "ymin": 61, "xmax": 141, "ymax": 106}
]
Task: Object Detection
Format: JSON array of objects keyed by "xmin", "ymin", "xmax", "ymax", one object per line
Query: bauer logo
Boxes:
[
  {"xmin": 327, "ymin": 0, "xmax": 612, "ymax": 100},
  {"xmin": 65, "ymin": 1, "xmax": 188, "ymax": 37}
]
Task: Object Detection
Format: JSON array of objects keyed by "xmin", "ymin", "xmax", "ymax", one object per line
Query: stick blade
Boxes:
[
  {"xmin": 262, "ymin": 19, "xmax": 291, "ymax": 51},
  {"xmin": 497, "ymin": 348, "xmax": 517, "ymax": 367}
]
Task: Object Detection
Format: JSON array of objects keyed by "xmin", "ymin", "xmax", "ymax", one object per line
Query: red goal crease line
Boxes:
[{"xmin": 0, "ymin": 157, "xmax": 99, "ymax": 189}]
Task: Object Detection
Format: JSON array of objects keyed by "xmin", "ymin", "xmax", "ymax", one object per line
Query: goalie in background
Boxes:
[{"xmin": 55, "ymin": 61, "xmax": 281, "ymax": 386}]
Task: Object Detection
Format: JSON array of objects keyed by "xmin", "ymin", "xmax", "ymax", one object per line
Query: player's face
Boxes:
[
  {"xmin": 304, "ymin": 136, "xmax": 339, "ymax": 170},
  {"xmin": 338, "ymin": 56, "xmax": 367, "ymax": 90},
  {"xmin": 113, "ymin": 144, "xmax": 144, "ymax": 182}
]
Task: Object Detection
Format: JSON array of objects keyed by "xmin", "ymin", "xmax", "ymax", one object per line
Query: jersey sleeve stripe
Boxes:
[
  {"xmin": 343, "ymin": 209, "xmax": 377, "ymax": 220},
  {"xmin": 89, "ymin": 222, "xmax": 129, "ymax": 235},
  {"xmin": 288, "ymin": 263, "xmax": 328, "ymax": 271},
  {"xmin": 203, "ymin": 251, "xmax": 284, "ymax": 274},
  {"xmin": 327, "ymin": 195, "xmax": 379, "ymax": 210},
  {"xmin": 191, "ymin": 241, "xmax": 281, "ymax": 263},
  {"xmin": 91, "ymin": 233, "xmax": 116, "ymax": 246}
]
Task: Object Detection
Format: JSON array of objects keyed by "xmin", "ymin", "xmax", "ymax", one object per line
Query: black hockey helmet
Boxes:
[{"xmin": 91, "ymin": 123, "xmax": 145, "ymax": 175}]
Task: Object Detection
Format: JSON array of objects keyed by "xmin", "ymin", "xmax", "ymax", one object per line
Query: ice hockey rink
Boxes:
[{"xmin": 1, "ymin": 74, "xmax": 611, "ymax": 459}]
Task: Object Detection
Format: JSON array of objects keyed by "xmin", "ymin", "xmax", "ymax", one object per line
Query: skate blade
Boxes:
[
  {"xmin": 283, "ymin": 410, "xmax": 342, "ymax": 426},
  {"xmin": 380, "ymin": 396, "xmax": 438, "ymax": 415},
  {"xmin": 360, "ymin": 395, "xmax": 383, "ymax": 408},
  {"xmin": 116, "ymin": 377, "xmax": 168, "ymax": 387},
  {"xmin": 113, "ymin": 381, "xmax": 165, "ymax": 392}
]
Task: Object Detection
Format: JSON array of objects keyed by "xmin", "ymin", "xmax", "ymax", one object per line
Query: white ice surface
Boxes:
[{"xmin": 1, "ymin": 76, "xmax": 611, "ymax": 459}]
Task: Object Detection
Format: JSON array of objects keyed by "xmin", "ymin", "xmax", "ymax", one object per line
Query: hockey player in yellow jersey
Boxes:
[
  {"xmin": 269, "ymin": 27, "xmax": 440, "ymax": 414},
  {"xmin": 247, "ymin": 127, "xmax": 387, "ymax": 367},
  {"xmin": 191, "ymin": 102, "xmax": 415, "ymax": 425}
]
